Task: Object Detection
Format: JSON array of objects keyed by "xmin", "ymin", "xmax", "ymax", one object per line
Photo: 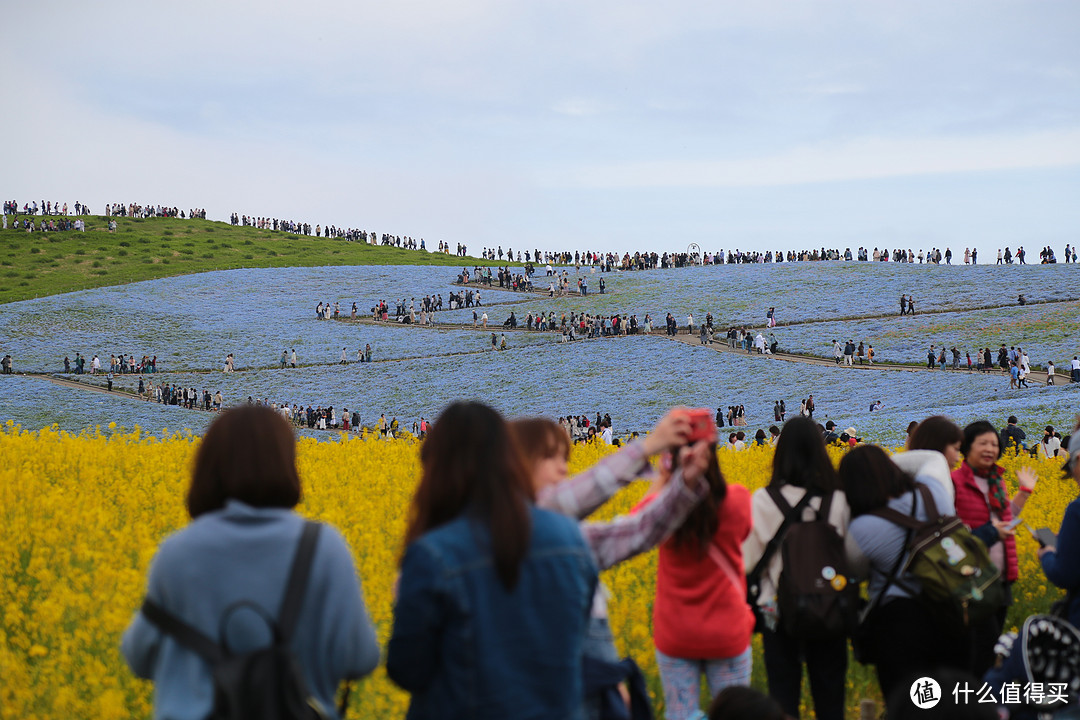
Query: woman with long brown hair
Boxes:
[
  {"xmin": 386, "ymin": 401, "xmax": 598, "ymax": 720},
  {"xmin": 633, "ymin": 442, "xmax": 753, "ymax": 720},
  {"xmin": 511, "ymin": 410, "xmax": 712, "ymax": 719}
]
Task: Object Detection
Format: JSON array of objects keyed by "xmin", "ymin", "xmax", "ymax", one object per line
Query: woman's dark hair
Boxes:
[
  {"xmin": 771, "ymin": 416, "xmax": 840, "ymax": 492},
  {"xmin": 187, "ymin": 405, "xmax": 301, "ymax": 518},
  {"xmin": 960, "ymin": 420, "xmax": 1001, "ymax": 459},
  {"xmin": 404, "ymin": 402, "xmax": 533, "ymax": 590},
  {"xmin": 755, "ymin": 428, "xmax": 767, "ymax": 442},
  {"xmin": 509, "ymin": 417, "xmax": 570, "ymax": 465},
  {"xmin": 908, "ymin": 415, "xmax": 962, "ymax": 454},
  {"xmin": 671, "ymin": 447, "xmax": 727, "ymax": 554},
  {"xmin": 708, "ymin": 686, "xmax": 786, "ymax": 720},
  {"xmin": 839, "ymin": 444, "xmax": 916, "ymax": 517}
]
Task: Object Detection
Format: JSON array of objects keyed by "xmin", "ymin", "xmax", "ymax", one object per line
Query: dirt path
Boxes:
[
  {"xmin": 660, "ymin": 331, "xmax": 1061, "ymax": 384},
  {"xmin": 765, "ymin": 296, "xmax": 1080, "ymax": 330}
]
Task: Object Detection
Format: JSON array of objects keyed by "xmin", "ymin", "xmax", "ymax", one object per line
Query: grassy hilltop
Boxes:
[{"xmin": 0, "ymin": 215, "xmax": 502, "ymax": 304}]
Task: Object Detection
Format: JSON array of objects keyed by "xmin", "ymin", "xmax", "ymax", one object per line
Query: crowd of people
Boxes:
[
  {"xmin": 2, "ymin": 216, "xmax": 89, "ymax": 232},
  {"xmin": 123, "ymin": 403, "xmax": 1080, "ymax": 720},
  {"xmin": 229, "ymin": 211, "xmax": 423, "ymax": 248},
  {"xmin": 104, "ymin": 203, "xmax": 207, "ymax": 219},
  {"xmin": 6, "ymin": 198, "xmax": 1080, "ymax": 272},
  {"xmin": 139, "ymin": 381, "xmax": 223, "ymax": 410},
  {"xmin": 4, "ymin": 199, "xmax": 92, "ymax": 216}
]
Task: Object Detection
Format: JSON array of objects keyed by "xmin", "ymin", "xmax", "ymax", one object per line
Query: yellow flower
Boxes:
[{"xmin": 1, "ymin": 425, "xmax": 1073, "ymax": 718}]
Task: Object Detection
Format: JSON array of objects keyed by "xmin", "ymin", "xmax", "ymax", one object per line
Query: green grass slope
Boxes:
[{"xmin": 0, "ymin": 215, "xmax": 505, "ymax": 304}]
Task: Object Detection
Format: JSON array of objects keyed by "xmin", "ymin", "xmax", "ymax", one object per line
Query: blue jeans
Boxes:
[
  {"xmin": 655, "ymin": 646, "xmax": 752, "ymax": 720},
  {"xmin": 584, "ymin": 616, "xmax": 620, "ymax": 720}
]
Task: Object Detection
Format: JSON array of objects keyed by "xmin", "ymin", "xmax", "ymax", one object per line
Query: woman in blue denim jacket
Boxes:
[{"xmin": 387, "ymin": 402, "xmax": 599, "ymax": 720}]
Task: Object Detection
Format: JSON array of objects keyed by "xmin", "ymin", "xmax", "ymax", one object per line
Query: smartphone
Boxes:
[
  {"xmin": 685, "ymin": 408, "xmax": 717, "ymax": 444},
  {"xmin": 1004, "ymin": 515, "xmax": 1024, "ymax": 532},
  {"xmin": 1035, "ymin": 528, "xmax": 1057, "ymax": 549},
  {"xmin": 1024, "ymin": 522, "xmax": 1057, "ymax": 549}
]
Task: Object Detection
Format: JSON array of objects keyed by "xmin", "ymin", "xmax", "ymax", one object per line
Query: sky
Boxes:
[{"xmin": 3, "ymin": 0, "xmax": 1080, "ymax": 256}]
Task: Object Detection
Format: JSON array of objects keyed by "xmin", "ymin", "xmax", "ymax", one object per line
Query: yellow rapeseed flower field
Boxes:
[{"xmin": 1, "ymin": 423, "xmax": 1074, "ymax": 719}]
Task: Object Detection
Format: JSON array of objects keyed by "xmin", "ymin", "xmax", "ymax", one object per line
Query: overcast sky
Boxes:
[{"xmin": 4, "ymin": 0, "xmax": 1079, "ymax": 256}]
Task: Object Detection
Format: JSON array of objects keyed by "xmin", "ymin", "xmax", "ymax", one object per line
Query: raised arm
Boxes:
[
  {"xmin": 583, "ymin": 441, "xmax": 711, "ymax": 570},
  {"xmin": 537, "ymin": 410, "xmax": 692, "ymax": 519}
]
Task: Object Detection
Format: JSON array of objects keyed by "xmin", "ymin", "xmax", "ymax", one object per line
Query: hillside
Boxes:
[{"xmin": 0, "ymin": 215, "xmax": 502, "ymax": 303}]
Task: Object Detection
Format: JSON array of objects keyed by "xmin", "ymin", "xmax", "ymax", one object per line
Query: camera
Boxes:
[{"xmin": 685, "ymin": 408, "xmax": 716, "ymax": 444}]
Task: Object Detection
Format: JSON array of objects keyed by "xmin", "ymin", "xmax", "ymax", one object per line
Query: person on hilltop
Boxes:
[{"xmin": 121, "ymin": 407, "xmax": 379, "ymax": 720}]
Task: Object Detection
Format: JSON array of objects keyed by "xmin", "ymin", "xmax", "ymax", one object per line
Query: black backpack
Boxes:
[
  {"xmin": 141, "ymin": 521, "xmax": 342, "ymax": 720},
  {"xmin": 749, "ymin": 488, "xmax": 858, "ymax": 640}
]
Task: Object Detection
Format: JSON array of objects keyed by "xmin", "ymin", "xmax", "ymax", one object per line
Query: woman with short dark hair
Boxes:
[
  {"xmin": 743, "ymin": 417, "xmax": 849, "ymax": 720},
  {"xmin": 953, "ymin": 420, "xmax": 1038, "ymax": 676},
  {"xmin": 122, "ymin": 406, "xmax": 379, "ymax": 720},
  {"xmin": 387, "ymin": 402, "xmax": 598, "ymax": 719}
]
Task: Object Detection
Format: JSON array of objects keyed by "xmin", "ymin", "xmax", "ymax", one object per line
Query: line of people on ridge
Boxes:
[{"xmin": 123, "ymin": 403, "xmax": 1080, "ymax": 720}]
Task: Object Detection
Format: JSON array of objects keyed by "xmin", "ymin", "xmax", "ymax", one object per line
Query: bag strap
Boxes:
[
  {"xmin": 747, "ymin": 488, "xmax": 816, "ymax": 594},
  {"xmin": 279, "ymin": 521, "xmax": 322, "ymax": 641},
  {"xmin": 140, "ymin": 521, "xmax": 321, "ymax": 662},
  {"xmin": 860, "ymin": 491, "xmax": 918, "ymax": 622},
  {"xmin": 914, "ymin": 483, "xmax": 940, "ymax": 522},
  {"xmin": 141, "ymin": 599, "xmax": 225, "ymax": 665},
  {"xmin": 707, "ymin": 543, "xmax": 745, "ymax": 594}
]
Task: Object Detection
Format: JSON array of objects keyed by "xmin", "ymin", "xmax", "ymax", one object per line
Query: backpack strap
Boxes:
[
  {"xmin": 816, "ymin": 490, "xmax": 834, "ymax": 524},
  {"xmin": 278, "ymin": 521, "xmax": 322, "ymax": 642},
  {"xmin": 914, "ymin": 483, "xmax": 940, "ymax": 522},
  {"xmin": 141, "ymin": 598, "xmax": 225, "ymax": 665},
  {"xmin": 747, "ymin": 488, "xmax": 816, "ymax": 596},
  {"xmin": 861, "ymin": 489, "xmax": 919, "ymax": 620}
]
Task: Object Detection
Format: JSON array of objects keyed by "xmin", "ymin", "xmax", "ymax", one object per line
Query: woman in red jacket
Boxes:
[
  {"xmin": 635, "ymin": 447, "xmax": 753, "ymax": 720},
  {"xmin": 952, "ymin": 420, "xmax": 1037, "ymax": 676}
]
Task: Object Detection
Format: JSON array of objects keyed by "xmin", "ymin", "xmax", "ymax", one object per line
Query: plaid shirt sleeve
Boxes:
[
  {"xmin": 536, "ymin": 439, "xmax": 650, "ymax": 520},
  {"xmin": 581, "ymin": 474, "xmax": 708, "ymax": 571}
]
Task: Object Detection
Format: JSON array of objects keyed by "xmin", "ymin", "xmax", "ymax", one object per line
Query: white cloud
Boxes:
[
  {"xmin": 552, "ymin": 128, "xmax": 1080, "ymax": 189},
  {"xmin": 551, "ymin": 98, "xmax": 609, "ymax": 117}
]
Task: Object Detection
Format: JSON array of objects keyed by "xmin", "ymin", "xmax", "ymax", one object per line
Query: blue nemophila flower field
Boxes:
[{"xmin": 1, "ymin": 263, "xmax": 1077, "ymax": 444}]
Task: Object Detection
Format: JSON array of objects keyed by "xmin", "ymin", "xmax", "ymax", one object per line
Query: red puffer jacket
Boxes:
[{"xmin": 951, "ymin": 461, "xmax": 1018, "ymax": 582}]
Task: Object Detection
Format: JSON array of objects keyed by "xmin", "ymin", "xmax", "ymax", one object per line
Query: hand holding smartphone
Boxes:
[
  {"xmin": 1024, "ymin": 522, "xmax": 1057, "ymax": 549},
  {"xmin": 684, "ymin": 408, "xmax": 717, "ymax": 444}
]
